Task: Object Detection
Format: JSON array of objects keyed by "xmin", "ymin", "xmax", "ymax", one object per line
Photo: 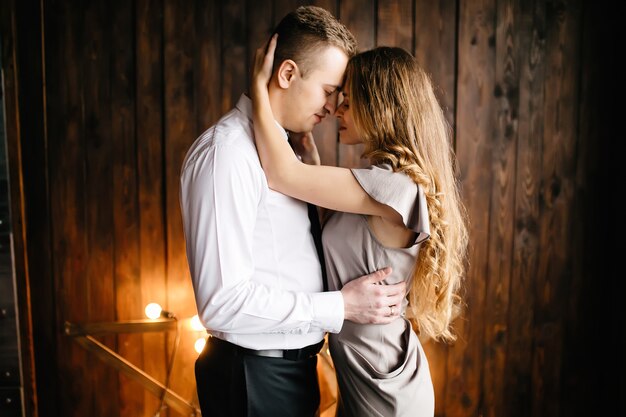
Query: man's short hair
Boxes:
[{"xmin": 272, "ymin": 6, "xmax": 357, "ymax": 77}]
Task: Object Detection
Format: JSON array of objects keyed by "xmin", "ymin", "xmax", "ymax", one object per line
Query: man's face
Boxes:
[{"xmin": 281, "ymin": 46, "xmax": 349, "ymax": 133}]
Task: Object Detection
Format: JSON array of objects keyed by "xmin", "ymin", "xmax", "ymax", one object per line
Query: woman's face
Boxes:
[{"xmin": 335, "ymin": 82, "xmax": 362, "ymax": 145}]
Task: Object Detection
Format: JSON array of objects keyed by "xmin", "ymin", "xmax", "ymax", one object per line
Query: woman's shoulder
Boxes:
[
  {"xmin": 351, "ymin": 163, "xmax": 430, "ymax": 244},
  {"xmin": 351, "ymin": 163, "xmax": 417, "ymax": 197}
]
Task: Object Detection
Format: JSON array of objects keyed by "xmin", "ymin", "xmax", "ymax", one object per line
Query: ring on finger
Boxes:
[{"xmin": 390, "ymin": 305, "xmax": 396, "ymax": 316}]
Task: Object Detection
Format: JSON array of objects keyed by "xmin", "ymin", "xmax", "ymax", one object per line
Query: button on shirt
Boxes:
[{"xmin": 180, "ymin": 94, "xmax": 344, "ymax": 350}]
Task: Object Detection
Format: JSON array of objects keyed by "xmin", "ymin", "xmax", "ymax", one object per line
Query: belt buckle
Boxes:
[{"xmin": 253, "ymin": 349, "xmax": 284, "ymax": 358}]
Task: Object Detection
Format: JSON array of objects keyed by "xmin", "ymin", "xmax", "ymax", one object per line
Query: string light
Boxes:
[
  {"xmin": 194, "ymin": 337, "xmax": 206, "ymax": 354},
  {"xmin": 190, "ymin": 315, "xmax": 205, "ymax": 331},
  {"xmin": 144, "ymin": 303, "xmax": 162, "ymax": 319}
]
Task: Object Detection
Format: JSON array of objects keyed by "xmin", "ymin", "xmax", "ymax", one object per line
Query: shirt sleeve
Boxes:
[
  {"xmin": 180, "ymin": 142, "xmax": 344, "ymax": 335},
  {"xmin": 351, "ymin": 164, "xmax": 431, "ymax": 245}
]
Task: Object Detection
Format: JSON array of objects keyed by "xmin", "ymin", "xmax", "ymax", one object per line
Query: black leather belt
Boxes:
[{"xmin": 211, "ymin": 337, "xmax": 324, "ymax": 361}]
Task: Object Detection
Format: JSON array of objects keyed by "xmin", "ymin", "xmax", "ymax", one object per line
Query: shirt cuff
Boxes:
[{"xmin": 310, "ymin": 291, "xmax": 344, "ymax": 333}]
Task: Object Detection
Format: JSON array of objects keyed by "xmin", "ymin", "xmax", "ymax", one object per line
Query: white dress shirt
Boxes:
[{"xmin": 180, "ymin": 94, "xmax": 344, "ymax": 350}]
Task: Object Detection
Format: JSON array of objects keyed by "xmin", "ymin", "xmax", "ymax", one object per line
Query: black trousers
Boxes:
[{"xmin": 195, "ymin": 337, "xmax": 321, "ymax": 417}]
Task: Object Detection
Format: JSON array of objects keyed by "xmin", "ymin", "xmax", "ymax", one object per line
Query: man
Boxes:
[{"xmin": 180, "ymin": 6, "xmax": 405, "ymax": 416}]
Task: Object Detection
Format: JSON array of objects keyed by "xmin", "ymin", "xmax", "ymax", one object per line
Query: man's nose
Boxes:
[{"xmin": 325, "ymin": 91, "xmax": 339, "ymax": 113}]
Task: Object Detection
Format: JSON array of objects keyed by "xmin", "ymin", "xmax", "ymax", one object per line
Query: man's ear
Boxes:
[{"xmin": 276, "ymin": 59, "xmax": 298, "ymax": 89}]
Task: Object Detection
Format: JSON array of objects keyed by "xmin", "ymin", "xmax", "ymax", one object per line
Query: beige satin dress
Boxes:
[{"xmin": 323, "ymin": 164, "xmax": 435, "ymax": 417}]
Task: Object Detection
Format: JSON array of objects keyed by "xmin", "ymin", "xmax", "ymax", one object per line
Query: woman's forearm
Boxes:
[{"xmin": 251, "ymin": 87, "xmax": 302, "ymax": 192}]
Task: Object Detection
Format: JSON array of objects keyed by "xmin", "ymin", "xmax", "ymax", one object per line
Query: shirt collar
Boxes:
[{"xmin": 236, "ymin": 94, "xmax": 289, "ymax": 141}]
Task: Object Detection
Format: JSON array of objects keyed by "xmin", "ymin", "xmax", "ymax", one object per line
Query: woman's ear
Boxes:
[{"xmin": 276, "ymin": 59, "xmax": 298, "ymax": 89}]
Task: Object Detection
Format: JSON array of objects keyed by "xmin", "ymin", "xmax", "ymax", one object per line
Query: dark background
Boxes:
[{"xmin": 0, "ymin": 0, "xmax": 622, "ymax": 416}]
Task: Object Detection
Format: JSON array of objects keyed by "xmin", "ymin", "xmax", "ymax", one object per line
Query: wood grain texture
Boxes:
[
  {"xmin": 377, "ymin": 0, "xmax": 412, "ymax": 50},
  {"xmin": 82, "ymin": 1, "xmax": 120, "ymax": 414},
  {"xmin": 136, "ymin": 0, "xmax": 168, "ymax": 415},
  {"xmin": 414, "ymin": 0, "xmax": 457, "ymax": 129},
  {"xmin": 1, "ymin": 1, "xmax": 612, "ymax": 416},
  {"xmin": 196, "ymin": 0, "xmax": 224, "ymax": 132},
  {"xmin": 221, "ymin": 0, "xmax": 247, "ymax": 112},
  {"xmin": 274, "ymin": 0, "xmax": 310, "ymax": 25},
  {"xmin": 163, "ymin": 0, "xmax": 199, "ymax": 411},
  {"xmin": 338, "ymin": 0, "xmax": 374, "ymax": 168},
  {"xmin": 410, "ymin": 3, "xmax": 458, "ymax": 414},
  {"xmin": 110, "ymin": 2, "xmax": 145, "ymax": 416},
  {"xmin": 46, "ymin": 1, "xmax": 92, "ymax": 415},
  {"xmin": 448, "ymin": 0, "xmax": 496, "ymax": 416},
  {"xmin": 311, "ymin": 0, "xmax": 341, "ymax": 167},
  {"xmin": 481, "ymin": 0, "xmax": 523, "ymax": 415},
  {"xmin": 503, "ymin": 1, "xmax": 545, "ymax": 416},
  {"xmin": 531, "ymin": 1, "xmax": 581, "ymax": 416}
]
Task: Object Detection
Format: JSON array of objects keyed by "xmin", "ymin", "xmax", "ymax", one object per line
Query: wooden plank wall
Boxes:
[{"xmin": 1, "ymin": 0, "xmax": 621, "ymax": 416}]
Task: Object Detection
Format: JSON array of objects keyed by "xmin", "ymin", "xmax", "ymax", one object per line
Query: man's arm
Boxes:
[
  {"xmin": 181, "ymin": 141, "xmax": 404, "ymax": 335},
  {"xmin": 181, "ymin": 142, "xmax": 348, "ymax": 334}
]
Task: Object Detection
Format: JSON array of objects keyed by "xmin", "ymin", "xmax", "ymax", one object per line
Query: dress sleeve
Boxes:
[{"xmin": 351, "ymin": 163, "xmax": 430, "ymax": 245}]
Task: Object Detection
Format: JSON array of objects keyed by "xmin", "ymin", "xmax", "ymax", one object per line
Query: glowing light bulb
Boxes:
[
  {"xmin": 145, "ymin": 303, "xmax": 162, "ymax": 319},
  {"xmin": 190, "ymin": 315, "xmax": 205, "ymax": 331},
  {"xmin": 194, "ymin": 337, "xmax": 207, "ymax": 354}
]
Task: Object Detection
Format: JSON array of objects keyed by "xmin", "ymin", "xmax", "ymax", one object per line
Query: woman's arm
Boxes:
[{"xmin": 251, "ymin": 36, "xmax": 399, "ymax": 221}]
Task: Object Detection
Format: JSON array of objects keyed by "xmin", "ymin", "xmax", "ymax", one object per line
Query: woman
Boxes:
[{"xmin": 252, "ymin": 36, "xmax": 468, "ymax": 416}]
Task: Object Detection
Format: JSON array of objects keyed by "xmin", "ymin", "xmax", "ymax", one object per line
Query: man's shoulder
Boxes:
[
  {"xmin": 182, "ymin": 108, "xmax": 257, "ymax": 170},
  {"xmin": 201, "ymin": 107, "xmax": 255, "ymax": 150}
]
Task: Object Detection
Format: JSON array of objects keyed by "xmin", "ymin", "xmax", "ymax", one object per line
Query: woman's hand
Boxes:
[
  {"xmin": 252, "ymin": 34, "xmax": 277, "ymax": 101},
  {"xmin": 290, "ymin": 132, "xmax": 321, "ymax": 165}
]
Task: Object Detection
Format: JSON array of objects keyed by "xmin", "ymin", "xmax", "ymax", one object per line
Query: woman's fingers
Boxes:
[
  {"xmin": 264, "ymin": 34, "xmax": 277, "ymax": 70},
  {"xmin": 253, "ymin": 34, "xmax": 277, "ymax": 85}
]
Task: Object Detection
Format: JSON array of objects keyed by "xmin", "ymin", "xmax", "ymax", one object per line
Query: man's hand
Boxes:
[
  {"xmin": 341, "ymin": 267, "xmax": 406, "ymax": 324},
  {"xmin": 289, "ymin": 131, "xmax": 321, "ymax": 165}
]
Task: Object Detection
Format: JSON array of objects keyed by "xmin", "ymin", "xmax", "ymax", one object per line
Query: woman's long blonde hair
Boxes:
[{"xmin": 346, "ymin": 47, "xmax": 468, "ymax": 342}]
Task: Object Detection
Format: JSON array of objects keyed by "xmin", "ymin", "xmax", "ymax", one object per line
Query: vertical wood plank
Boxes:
[
  {"xmin": 46, "ymin": 1, "xmax": 92, "ymax": 415},
  {"xmin": 448, "ymin": 0, "xmax": 496, "ymax": 415},
  {"xmin": 376, "ymin": 0, "xmax": 412, "ymax": 50},
  {"xmin": 136, "ymin": 0, "xmax": 168, "ymax": 415},
  {"xmin": 481, "ymin": 0, "xmax": 525, "ymax": 415},
  {"xmin": 338, "ymin": 0, "xmax": 374, "ymax": 168},
  {"xmin": 82, "ymin": 1, "xmax": 120, "ymax": 415},
  {"xmin": 4, "ymin": 2, "xmax": 614, "ymax": 416},
  {"xmin": 531, "ymin": 0, "xmax": 581, "ymax": 415},
  {"xmin": 221, "ymin": 0, "xmax": 247, "ymax": 112},
  {"xmin": 195, "ymin": 0, "xmax": 223, "ymax": 135},
  {"xmin": 163, "ymin": 0, "xmax": 198, "ymax": 410},
  {"xmin": 504, "ymin": 1, "xmax": 545, "ymax": 416},
  {"xmin": 412, "ymin": 1, "xmax": 458, "ymax": 414},
  {"xmin": 246, "ymin": 0, "xmax": 272, "ymax": 130},
  {"xmin": 414, "ymin": 0, "xmax": 457, "ymax": 128},
  {"xmin": 311, "ymin": 0, "xmax": 340, "ymax": 167},
  {"xmin": 274, "ymin": 0, "xmax": 310, "ymax": 23},
  {"xmin": 246, "ymin": 0, "xmax": 271, "ymax": 53},
  {"xmin": 110, "ymin": 1, "xmax": 144, "ymax": 416},
  {"xmin": 312, "ymin": 0, "xmax": 338, "ymax": 13}
]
